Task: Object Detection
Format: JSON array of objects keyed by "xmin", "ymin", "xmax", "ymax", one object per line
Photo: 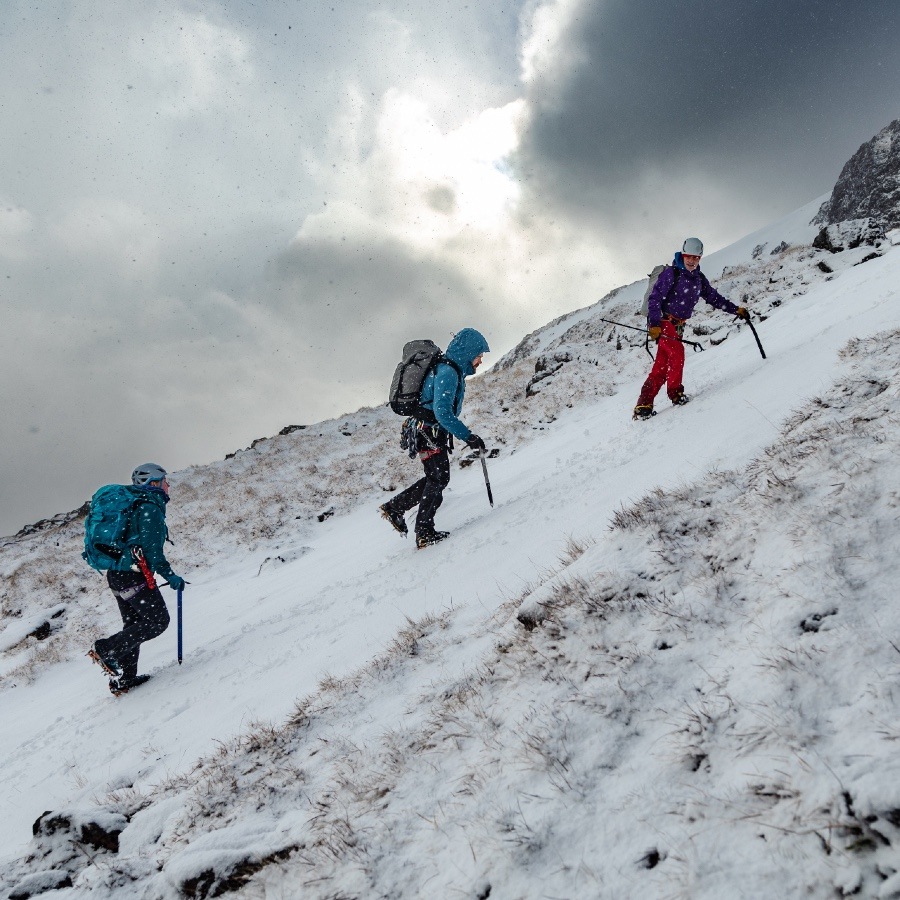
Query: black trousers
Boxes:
[
  {"xmin": 387, "ymin": 448, "xmax": 451, "ymax": 536},
  {"xmin": 100, "ymin": 570, "xmax": 170, "ymax": 679}
]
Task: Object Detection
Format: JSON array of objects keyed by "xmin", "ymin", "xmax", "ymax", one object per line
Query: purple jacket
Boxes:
[{"xmin": 647, "ymin": 253, "xmax": 739, "ymax": 327}]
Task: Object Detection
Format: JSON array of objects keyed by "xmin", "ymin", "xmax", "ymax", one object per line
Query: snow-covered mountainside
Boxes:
[{"xmin": 1, "ymin": 181, "xmax": 899, "ymax": 896}]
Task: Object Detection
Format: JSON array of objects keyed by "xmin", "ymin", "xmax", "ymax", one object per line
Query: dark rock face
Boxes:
[{"xmin": 813, "ymin": 118, "xmax": 900, "ymax": 229}]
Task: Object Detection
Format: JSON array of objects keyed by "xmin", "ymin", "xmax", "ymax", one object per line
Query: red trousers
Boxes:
[{"xmin": 636, "ymin": 320, "xmax": 685, "ymax": 407}]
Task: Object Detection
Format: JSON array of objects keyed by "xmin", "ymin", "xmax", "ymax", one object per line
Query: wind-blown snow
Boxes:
[{"xmin": 1, "ymin": 195, "xmax": 899, "ymax": 898}]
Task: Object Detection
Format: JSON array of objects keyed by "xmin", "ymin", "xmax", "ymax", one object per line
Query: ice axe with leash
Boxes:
[
  {"xmin": 598, "ymin": 318, "xmax": 705, "ymax": 353},
  {"xmin": 600, "ymin": 313, "xmax": 767, "ymax": 359}
]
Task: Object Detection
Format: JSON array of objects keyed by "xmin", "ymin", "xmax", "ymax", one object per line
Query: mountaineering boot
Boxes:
[
  {"xmin": 109, "ymin": 674, "xmax": 152, "ymax": 696},
  {"xmin": 671, "ymin": 388, "xmax": 691, "ymax": 406},
  {"xmin": 632, "ymin": 405, "xmax": 656, "ymax": 421},
  {"xmin": 416, "ymin": 530, "xmax": 450, "ymax": 550},
  {"xmin": 89, "ymin": 640, "xmax": 122, "ymax": 677},
  {"xmin": 379, "ymin": 503, "xmax": 408, "ymax": 536}
]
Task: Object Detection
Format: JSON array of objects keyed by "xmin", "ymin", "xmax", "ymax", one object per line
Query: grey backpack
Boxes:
[
  {"xmin": 389, "ymin": 339, "xmax": 445, "ymax": 421},
  {"xmin": 389, "ymin": 339, "xmax": 464, "ymax": 423},
  {"xmin": 640, "ymin": 264, "xmax": 680, "ymax": 318}
]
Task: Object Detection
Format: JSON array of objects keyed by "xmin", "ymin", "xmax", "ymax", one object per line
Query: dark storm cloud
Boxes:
[
  {"xmin": 271, "ymin": 234, "xmax": 475, "ymax": 313},
  {"xmin": 0, "ymin": 0, "xmax": 521, "ymax": 535},
  {"xmin": 519, "ymin": 0, "xmax": 900, "ymax": 228},
  {"xmin": 266, "ymin": 233, "xmax": 485, "ymax": 378}
]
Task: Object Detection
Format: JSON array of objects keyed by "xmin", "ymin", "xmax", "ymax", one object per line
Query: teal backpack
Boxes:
[{"xmin": 82, "ymin": 484, "xmax": 145, "ymax": 571}]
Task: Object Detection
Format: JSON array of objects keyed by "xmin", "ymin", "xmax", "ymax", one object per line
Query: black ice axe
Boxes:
[
  {"xmin": 744, "ymin": 316, "xmax": 767, "ymax": 360},
  {"xmin": 480, "ymin": 453, "xmax": 494, "ymax": 507}
]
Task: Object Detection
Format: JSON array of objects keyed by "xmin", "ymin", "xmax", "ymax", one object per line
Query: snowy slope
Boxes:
[{"xmin": 1, "ymin": 200, "xmax": 898, "ymax": 898}]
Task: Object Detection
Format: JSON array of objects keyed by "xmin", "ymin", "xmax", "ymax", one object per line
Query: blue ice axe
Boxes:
[{"xmin": 177, "ymin": 588, "xmax": 183, "ymax": 664}]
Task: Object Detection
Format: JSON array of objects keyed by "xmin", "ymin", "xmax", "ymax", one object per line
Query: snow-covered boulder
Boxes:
[
  {"xmin": 812, "ymin": 216, "xmax": 885, "ymax": 254},
  {"xmin": 8, "ymin": 870, "xmax": 73, "ymax": 900},
  {"xmin": 3, "ymin": 809, "xmax": 128, "ymax": 898}
]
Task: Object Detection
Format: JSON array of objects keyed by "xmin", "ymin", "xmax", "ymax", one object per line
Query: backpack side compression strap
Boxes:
[{"xmin": 659, "ymin": 266, "xmax": 681, "ymax": 318}]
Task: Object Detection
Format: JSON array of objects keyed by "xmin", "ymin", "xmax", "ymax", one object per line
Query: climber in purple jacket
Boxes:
[{"xmin": 634, "ymin": 237, "xmax": 750, "ymax": 419}]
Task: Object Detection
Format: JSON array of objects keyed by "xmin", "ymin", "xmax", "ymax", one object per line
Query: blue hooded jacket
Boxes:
[
  {"xmin": 647, "ymin": 252, "xmax": 739, "ymax": 327},
  {"xmin": 420, "ymin": 327, "xmax": 490, "ymax": 441}
]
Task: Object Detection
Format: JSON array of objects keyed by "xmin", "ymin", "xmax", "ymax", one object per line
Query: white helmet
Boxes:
[{"xmin": 682, "ymin": 237, "xmax": 704, "ymax": 256}]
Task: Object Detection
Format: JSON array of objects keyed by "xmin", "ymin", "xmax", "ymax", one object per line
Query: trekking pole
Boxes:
[
  {"xmin": 598, "ymin": 317, "xmax": 704, "ymax": 352},
  {"xmin": 480, "ymin": 452, "xmax": 494, "ymax": 507},
  {"xmin": 745, "ymin": 317, "xmax": 767, "ymax": 360},
  {"xmin": 177, "ymin": 588, "xmax": 183, "ymax": 664}
]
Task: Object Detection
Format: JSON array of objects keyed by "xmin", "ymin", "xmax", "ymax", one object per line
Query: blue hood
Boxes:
[
  {"xmin": 444, "ymin": 328, "xmax": 490, "ymax": 376},
  {"xmin": 672, "ymin": 252, "xmax": 702, "ymax": 274},
  {"xmin": 137, "ymin": 484, "xmax": 169, "ymax": 504}
]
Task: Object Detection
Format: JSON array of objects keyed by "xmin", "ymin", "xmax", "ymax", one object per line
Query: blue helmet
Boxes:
[{"xmin": 132, "ymin": 463, "xmax": 167, "ymax": 486}]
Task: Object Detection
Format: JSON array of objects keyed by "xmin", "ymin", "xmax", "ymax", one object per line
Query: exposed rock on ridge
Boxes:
[{"xmin": 813, "ymin": 118, "xmax": 900, "ymax": 230}]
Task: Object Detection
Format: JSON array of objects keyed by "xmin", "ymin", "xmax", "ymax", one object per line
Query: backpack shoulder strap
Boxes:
[
  {"xmin": 123, "ymin": 493, "xmax": 156, "ymax": 542},
  {"xmin": 660, "ymin": 265, "xmax": 681, "ymax": 315},
  {"xmin": 441, "ymin": 356, "xmax": 463, "ymax": 378},
  {"xmin": 436, "ymin": 356, "xmax": 465, "ymax": 412}
]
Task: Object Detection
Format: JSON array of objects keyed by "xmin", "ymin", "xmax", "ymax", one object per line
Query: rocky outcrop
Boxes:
[
  {"xmin": 525, "ymin": 351, "xmax": 572, "ymax": 397},
  {"xmin": 13, "ymin": 502, "xmax": 89, "ymax": 540},
  {"xmin": 813, "ymin": 118, "xmax": 900, "ymax": 229},
  {"xmin": 812, "ymin": 217, "xmax": 885, "ymax": 254},
  {"xmin": 4, "ymin": 810, "xmax": 127, "ymax": 899}
]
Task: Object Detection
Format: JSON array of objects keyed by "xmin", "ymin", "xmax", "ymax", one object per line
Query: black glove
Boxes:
[{"xmin": 465, "ymin": 434, "xmax": 486, "ymax": 452}]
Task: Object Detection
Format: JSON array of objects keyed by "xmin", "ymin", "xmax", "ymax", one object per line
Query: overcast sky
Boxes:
[{"xmin": 2, "ymin": 0, "xmax": 899, "ymax": 536}]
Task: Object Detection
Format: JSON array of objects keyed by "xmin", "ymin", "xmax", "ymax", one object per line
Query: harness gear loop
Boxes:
[{"xmin": 399, "ymin": 417, "xmax": 450, "ymax": 460}]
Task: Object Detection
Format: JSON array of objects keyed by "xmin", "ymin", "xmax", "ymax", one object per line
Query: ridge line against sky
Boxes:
[{"xmin": 2, "ymin": 0, "xmax": 899, "ymax": 535}]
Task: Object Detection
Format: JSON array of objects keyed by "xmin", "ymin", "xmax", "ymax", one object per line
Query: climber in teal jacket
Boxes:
[
  {"xmin": 419, "ymin": 327, "xmax": 491, "ymax": 441},
  {"xmin": 381, "ymin": 327, "xmax": 490, "ymax": 549},
  {"xmin": 108, "ymin": 481, "xmax": 180, "ymax": 584},
  {"xmin": 91, "ymin": 464, "xmax": 184, "ymax": 695}
]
